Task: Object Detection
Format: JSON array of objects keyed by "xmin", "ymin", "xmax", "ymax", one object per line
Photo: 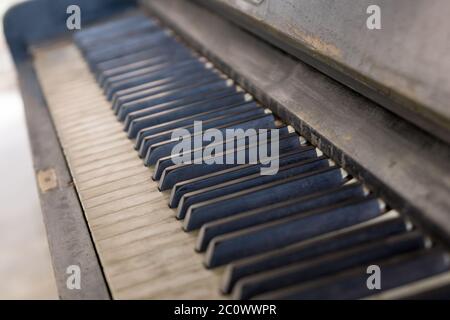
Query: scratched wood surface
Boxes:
[{"xmin": 32, "ymin": 42, "xmax": 223, "ymax": 299}]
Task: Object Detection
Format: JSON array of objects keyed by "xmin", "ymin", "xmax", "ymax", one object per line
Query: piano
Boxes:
[{"xmin": 4, "ymin": 0, "xmax": 450, "ymax": 299}]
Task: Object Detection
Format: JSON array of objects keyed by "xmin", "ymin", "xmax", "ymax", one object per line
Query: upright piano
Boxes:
[{"xmin": 4, "ymin": 0, "xmax": 450, "ymax": 299}]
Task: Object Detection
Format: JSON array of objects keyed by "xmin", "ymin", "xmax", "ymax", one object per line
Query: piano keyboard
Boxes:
[{"xmin": 32, "ymin": 13, "xmax": 450, "ymax": 299}]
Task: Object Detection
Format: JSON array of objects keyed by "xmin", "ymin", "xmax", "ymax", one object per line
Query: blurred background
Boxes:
[{"xmin": 0, "ymin": 0, "xmax": 57, "ymax": 299}]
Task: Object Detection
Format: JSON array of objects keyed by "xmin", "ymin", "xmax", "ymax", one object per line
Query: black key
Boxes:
[
  {"xmin": 116, "ymin": 78, "xmax": 235, "ymax": 120},
  {"xmin": 103, "ymin": 49, "xmax": 197, "ymax": 81},
  {"xmin": 127, "ymin": 94, "xmax": 250, "ymax": 138},
  {"xmin": 169, "ymin": 146, "xmax": 316, "ymax": 208},
  {"xmin": 85, "ymin": 31, "xmax": 170, "ymax": 65},
  {"xmin": 400, "ymin": 277, "xmax": 450, "ymax": 299},
  {"xmin": 233, "ymin": 231, "xmax": 425, "ymax": 299},
  {"xmin": 104, "ymin": 57, "xmax": 205, "ymax": 93},
  {"xmin": 106, "ymin": 58, "xmax": 208, "ymax": 100},
  {"xmin": 222, "ymin": 215, "xmax": 409, "ymax": 293},
  {"xmin": 112, "ymin": 74, "xmax": 232, "ymax": 114},
  {"xmin": 256, "ymin": 249, "xmax": 450, "ymax": 299},
  {"xmin": 74, "ymin": 15, "xmax": 151, "ymax": 46},
  {"xmin": 95, "ymin": 43, "xmax": 183, "ymax": 74},
  {"xmin": 183, "ymin": 166, "xmax": 348, "ymax": 231},
  {"xmin": 152, "ymin": 113, "xmax": 284, "ymax": 181},
  {"xmin": 98, "ymin": 49, "xmax": 193, "ymax": 86},
  {"xmin": 177, "ymin": 156, "xmax": 330, "ymax": 219},
  {"xmin": 204, "ymin": 195, "xmax": 383, "ymax": 267},
  {"xmin": 76, "ymin": 21, "xmax": 153, "ymax": 53},
  {"xmin": 105, "ymin": 63, "xmax": 208, "ymax": 104},
  {"xmin": 159, "ymin": 132, "xmax": 302, "ymax": 191},
  {"xmin": 128, "ymin": 99, "xmax": 256, "ymax": 139},
  {"xmin": 139, "ymin": 107, "xmax": 265, "ymax": 155},
  {"xmin": 80, "ymin": 22, "xmax": 158, "ymax": 52},
  {"xmin": 197, "ymin": 182, "xmax": 368, "ymax": 252},
  {"xmin": 99, "ymin": 55, "xmax": 168, "ymax": 86},
  {"xmin": 85, "ymin": 34, "xmax": 174, "ymax": 70},
  {"xmin": 183, "ymin": 166, "xmax": 348, "ymax": 232},
  {"xmin": 125, "ymin": 90, "xmax": 240, "ymax": 139},
  {"xmin": 141, "ymin": 111, "xmax": 274, "ymax": 164},
  {"xmin": 133, "ymin": 90, "xmax": 244, "ymax": 152},
  {"xmin": 143, "ymin": 114, "xmax": 277, "ymax": 165}
]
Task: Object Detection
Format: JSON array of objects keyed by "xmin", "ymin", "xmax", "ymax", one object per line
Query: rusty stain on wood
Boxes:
[{"xmin": 37, "ymin": 168, "xmax": 58, "ymax": 193}]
